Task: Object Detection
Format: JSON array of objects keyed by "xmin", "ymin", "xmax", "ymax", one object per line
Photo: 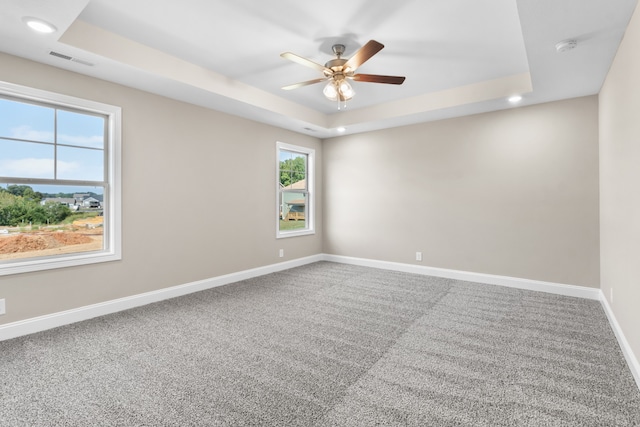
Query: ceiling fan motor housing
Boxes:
[{"xmin": 325, "ymin": 58, "xmax": 349, "ymax": 77}]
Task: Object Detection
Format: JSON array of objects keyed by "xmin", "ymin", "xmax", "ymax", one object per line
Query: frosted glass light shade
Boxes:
[{"xmin": 323, "ymin": 81, "xmax": 338, "ymax": 101}]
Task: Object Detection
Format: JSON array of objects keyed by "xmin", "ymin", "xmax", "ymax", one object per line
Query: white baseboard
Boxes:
[
  {"xmin": 0, "ymin": 253, "xmax": 601, "ymax": 342},
  {"xmin": 323, "ymin": 254, "xmax": 601, "ymax": 300},
  {"xmin": 2, "ymin": 253, "xmax": 636, "ymax": 393},
  {"xmin": 599, "ymin": 292, "xmax": 640, "ymax": 391},
  {"xmin": 324, "ymin": 254, "xmax": 639, "ymax": 392},
  {"xmin": 0, "ymin": 254, "xmax": 323, "ymax": 342}
]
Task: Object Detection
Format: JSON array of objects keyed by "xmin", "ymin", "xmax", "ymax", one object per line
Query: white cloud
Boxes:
[
  {"xmin": 0, "ymin": 158, "xmax": 79, "ymax": 179},
  {"xmin": 0, "ymin": 158, "xmax": 53, "ymax": 178},
  {"xmin": 10, "ymin": 126, "xmax": 103, "ymax": 149},
  {"xmin": 56, "ymin": 160, "xmax": 80, "ymax": 175},
  {"xmin": 10, "ymin": 125, "xmax": 53, "ymax": 142}
]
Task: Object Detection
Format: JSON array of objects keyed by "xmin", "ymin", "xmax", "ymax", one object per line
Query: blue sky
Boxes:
[
  {"xmin": 279, "ymin": 149, "xmax": 306, "ymax": 164},
  {"xmin": 0, "ymin": 97, "xmax": 105, "ymax": 193}
]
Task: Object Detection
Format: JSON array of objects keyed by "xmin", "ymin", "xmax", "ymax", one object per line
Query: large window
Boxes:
[
  {"xmin": 0, "ymin": 81, "xmax": 121, "ymax": 275},
  {"xmin": 277, "ymin": 142, "xmax": 314, "ymax": 238}
]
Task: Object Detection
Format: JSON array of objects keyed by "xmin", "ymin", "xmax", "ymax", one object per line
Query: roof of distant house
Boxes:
[{"xmin": 282, "ymin": 179, "xmax": 306, "ymax": 190}]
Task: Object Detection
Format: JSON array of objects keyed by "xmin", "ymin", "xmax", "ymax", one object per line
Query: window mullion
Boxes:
[{"xmin": 54, "ymin": 108, "xmax": 58, "ymax": 180}]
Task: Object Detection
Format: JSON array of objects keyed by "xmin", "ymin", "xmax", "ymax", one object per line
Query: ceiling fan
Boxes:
[{"xmin": 280, "ymin": 40, "xmax": 406, "ymax": 108}]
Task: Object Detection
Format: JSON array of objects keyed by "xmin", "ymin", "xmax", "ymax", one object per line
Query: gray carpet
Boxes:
[{"xmin": 1, "ymin": 262, "xmax": 639, "ymax": 426}]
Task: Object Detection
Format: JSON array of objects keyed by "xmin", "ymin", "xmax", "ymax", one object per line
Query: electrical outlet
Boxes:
[
  {"xmin": 416, "ymin": 252, "xmax": 422, "ymax": 262},
  {"xmin": 279, "ymin": 249, "xmax": 284, "ymax": 258},
  {"xmin": 0, "ymin": 298, "xmax": 5, "ymax": 316}
]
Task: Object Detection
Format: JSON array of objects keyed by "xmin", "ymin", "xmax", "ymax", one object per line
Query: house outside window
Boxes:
[
  {"xmin": 0, "ymin": 81, "xmax": 121, "ymax": 275},
  {"xmin": 277, "ymin": 142, "xmax": 314, "ymax": 238}
]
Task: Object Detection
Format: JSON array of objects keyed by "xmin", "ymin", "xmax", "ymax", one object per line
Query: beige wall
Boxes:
[
  {"xmin": 600, "ymin": 4, "xmax": 640, "ymax": 364},
  {"xmin": 323, "ymin": 96, "xmax": 600, "ymax": 287},
  {"xmin": 0, "ymin": 45, "xmax": 619, "ymax": 337},
  {"xmin": 0, "ymin": 53, "xmax": 323, "ymax": 324}
]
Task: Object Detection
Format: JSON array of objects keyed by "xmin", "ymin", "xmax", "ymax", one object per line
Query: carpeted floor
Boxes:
[{"xmin": 1, "ymin": 261, "xmax": 639, "ymax": 426}]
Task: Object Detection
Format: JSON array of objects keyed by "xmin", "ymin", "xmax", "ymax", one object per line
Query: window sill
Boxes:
[
  {"xmin": 0, "ymin": 250, "xmax": 121, "ymax": 276},
  {"xmin": 276, "ymin": 229, "xmax": 315, "ymax": 239}
]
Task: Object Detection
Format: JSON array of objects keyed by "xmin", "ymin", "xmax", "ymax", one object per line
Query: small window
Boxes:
[
  {"xmin": 277, "ymin": 142, "xmax": 314, "ymax": 238},
  {"xmin": 0, "ymin": 81, "xmax": 121, "ymax": 275}
]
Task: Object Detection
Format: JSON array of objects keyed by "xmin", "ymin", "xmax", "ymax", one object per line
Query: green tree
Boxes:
[
  {"xmin": 2, "ymin": 185, "xmax": 42, "ymax": 203},
  {"xmin": 0, "ymin": 192, "xmax": 30, "ymax": 226},
  {"xmin": 43, "ymin": 202, "xmax": 71, "ymax": 223},
  {"xmin": 6, "ymin": 185, "xmax": 32, "ymax": 197},
  {"xmin": 279, "ymin": 156, "xmax": 306, "ymax": 187},
  {"xmin": 0, "ymin": 191, "xmax": 69, "ymax": 226},
  {"xmin": 22, "ymin": 186, "xmax": 43, "ymax": 202}
]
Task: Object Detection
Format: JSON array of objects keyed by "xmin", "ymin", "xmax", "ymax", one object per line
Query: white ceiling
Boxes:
[{"xmin": 0, "ymin": 0, "xmax": 637, "ymax": 138}]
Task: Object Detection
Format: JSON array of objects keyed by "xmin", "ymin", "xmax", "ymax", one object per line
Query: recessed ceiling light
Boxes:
[
  {"xmin": 508, "ymin": 95, "xmax": 523, "ymax": 104},
  {"xmin": 336, "ymin": 127, "xmax": 346, "ymax": 133},
  {"xmin": 22, "ymin": 17, "xmax": 57, "ymax": 34}
]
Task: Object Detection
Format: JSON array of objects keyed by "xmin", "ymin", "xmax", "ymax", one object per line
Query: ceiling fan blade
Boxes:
[
  {"xmin": 343, "ymin": 40, "xmax": 384, "ymax": 71},
  {"xmin": 281, "ymin": 78, "xmax": 328, "ymax": 90},
  {"xmin": 281, "ymin": 52, "xmax": 331, "ymax": 73},
  {"xmin": 352, "ymin": 74, "xmax": 406, "ymax": 85}
]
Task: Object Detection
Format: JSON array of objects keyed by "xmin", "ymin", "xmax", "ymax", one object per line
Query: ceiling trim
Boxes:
[
  {"xmin": 60, "ymin": 20, "xmax": 328, "ymax": 128},
  {"xmin": 329, "ymin": 72, "xmax": 533, "ymax": 129},
  {"xmin": 58, "ymin": 19, "xmax": 532, "ymax": 138}
]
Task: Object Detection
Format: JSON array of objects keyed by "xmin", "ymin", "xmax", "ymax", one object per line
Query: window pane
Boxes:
[
  {"xmin": 0, "ymin": 139, "xmax": 54, "ymax": 179},
  {"xmin": 279, "ymin": 150, "xmax": 307, "ymax": 188},
  {"xmin": 57, "ymin": 146, "xmax": 104, "ymax": 182},
  {"xmin": 0, "ymin": 98, "xmax": 54, "ymax": 143},
  {"xmin": 276, "ymin": 143, "xmax": 314, "ymax": 238},
  {"xmin": 0, "ymin": 81, "xmax": 120, "ymax": 275},
  {"xmin": 57, "ymin": 110, "xmax": 105, "ymax": 149},
  {"xmin": 279, "ymin": 191, "xmax": 307, "ymax": 231},
  {"xmin": 279, "ymin": 150, "xmax": 294, "ymax": 164},
  {"xmin": 0, "ymin": 184, "xmax": 104, "ymax": 262}
]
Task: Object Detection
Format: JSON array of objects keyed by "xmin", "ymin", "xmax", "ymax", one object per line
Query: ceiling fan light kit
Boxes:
[
  {"xmin": 322, "ymin": 79, "xmax": 354, "ymax": 100},
  {"xmin": 281, "ymin": 40, "xmax": 406, "ymax": 110}
]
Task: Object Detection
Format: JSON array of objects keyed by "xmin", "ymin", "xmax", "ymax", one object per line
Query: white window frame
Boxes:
[
  {"xmin": 0, "ymin": 80, "xmax": 122, "ymax": 276},
  {"xmin": 276, "ymin": 142, "xmax": 314, "ymax": 238}
]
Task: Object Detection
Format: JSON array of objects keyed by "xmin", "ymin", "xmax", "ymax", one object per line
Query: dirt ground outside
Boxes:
[{"xmin": 0, "ymin": 217, "xmax": 104, "ymax": 261}]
